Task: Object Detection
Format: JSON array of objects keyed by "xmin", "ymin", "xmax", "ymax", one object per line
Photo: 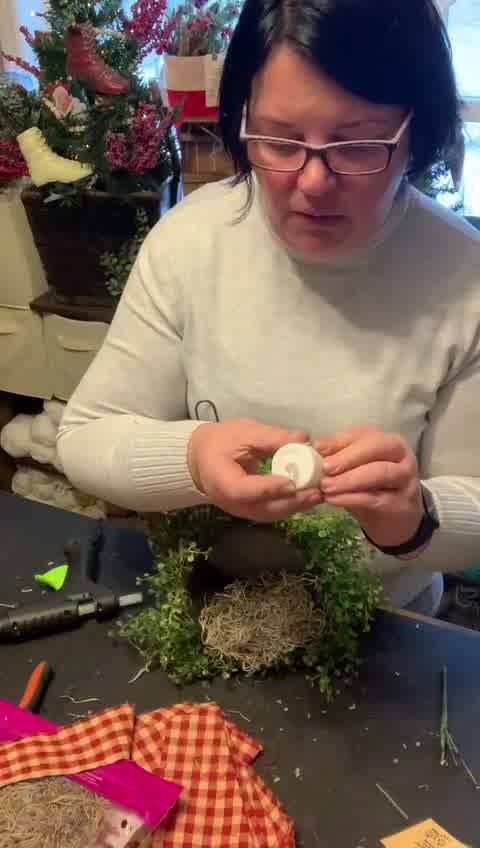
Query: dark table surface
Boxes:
[{"xmin": 1, "ymin": 491, "xmax": 480, "ymax": 848}]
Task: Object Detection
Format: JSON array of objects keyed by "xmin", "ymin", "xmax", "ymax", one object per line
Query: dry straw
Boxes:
[
  {"xmin": 0, "ymin": 776, "xmax": 106, "ymax": 848},
  {"xmin": 199, "ymin": 573, "xmax": 325, "ymax": 674}
]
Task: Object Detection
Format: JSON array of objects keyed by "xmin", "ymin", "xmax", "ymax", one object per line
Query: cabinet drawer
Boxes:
[
  {"xmin": 44, "ymin": 314, "xmax": 108, "ymax": 401},
  {"xmin": 0, "ymin": 307, "xmax": 52, "ymax": 399},
  {"xmin": 0, "ymin": 190, "xmax": 47, "ymax": 307}
]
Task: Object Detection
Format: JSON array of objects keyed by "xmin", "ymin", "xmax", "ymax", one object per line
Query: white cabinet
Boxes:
[
  {"xmin": 0, "ymin": 190, "xmax": 47, "ymax": 308},
  {"xmin": 0, "ymin": 191, "xmax": 110, "ymax": 401},
  {"xmin": 0, "ymin": 307, "xmax": 52, "ymax": 399},
  {"xmin": 44, "ymin": 314, "xmax": 108, "ymax": 401}
]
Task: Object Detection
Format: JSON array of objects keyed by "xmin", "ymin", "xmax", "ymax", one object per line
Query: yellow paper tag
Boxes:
[
  {"xmin": 204, "ymin": 53, "xmax": 226, "ymax": 107},
  {"xmin": 381, "ymin": 819, "xmax": 466, "ymax": 848}
]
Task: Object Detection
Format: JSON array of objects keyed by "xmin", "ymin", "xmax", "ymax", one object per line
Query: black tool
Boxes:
[{"xmin": 0, "ymin": 522, "xmax": 143, "ymax": 642}]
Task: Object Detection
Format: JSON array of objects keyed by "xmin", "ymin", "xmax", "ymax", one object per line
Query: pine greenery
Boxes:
[{"xmin": 101, "ymin": 207, "xmax": 151, "ymax": 298}]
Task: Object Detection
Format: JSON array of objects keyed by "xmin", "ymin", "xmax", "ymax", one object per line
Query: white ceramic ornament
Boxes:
[{"xmin": 271, "ymin": 443, "xmax": 325, "ymax": 490}]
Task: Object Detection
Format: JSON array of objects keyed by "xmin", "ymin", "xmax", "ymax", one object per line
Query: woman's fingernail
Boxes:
[
  {"xmin": 323, "ymin": 461, "xmax": 332, "ymax": 473},
  {"xmin": 282, "ymin": 481, "xmax": 297, "ymax": 494}
]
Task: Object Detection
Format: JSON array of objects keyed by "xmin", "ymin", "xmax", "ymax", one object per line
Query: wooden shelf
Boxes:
[
  {"xmin": 30, "ymin": 290, "xmax": 115, "ymax": 324},
  {"xmin": 181, "ymin": 117, "xmax": 219, "ymax": 125}
]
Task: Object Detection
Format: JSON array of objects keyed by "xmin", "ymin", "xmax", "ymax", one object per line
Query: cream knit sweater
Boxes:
[{"xmin": 58, "ymin": 178, "xmax": 480, "ymax": 609}]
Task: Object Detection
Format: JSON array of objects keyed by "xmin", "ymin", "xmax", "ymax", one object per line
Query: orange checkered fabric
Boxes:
[
  {"xmin": 0, "ymin": 701, "xmax": 295, "ymax": 847},
  {"xmin": 133, "ymin": 702, "xmax": 295, "ymax": 848},
  {"xmin": 0, "ymin": 704, "xmax": 134, "ymax": 785}
]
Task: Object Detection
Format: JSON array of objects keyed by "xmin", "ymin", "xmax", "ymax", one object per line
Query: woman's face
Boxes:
[{"xmin": 249, "ymin": 46, "xmax": 411, "ymax": 258}]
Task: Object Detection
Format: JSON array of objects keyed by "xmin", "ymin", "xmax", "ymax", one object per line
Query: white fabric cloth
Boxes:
[
  {"xmin": 43, "ymin": 400, "xmax": 66, "ymax": 427},
  {"xmin": 0, "ymin": 0, "xmax": 22, "ymax": 67},
  {"xmin": 58, "ymin": 178, "xmax": 480, "ymax": 611},
  {"xmin": 31, "ymin": 412, "xmax": 58, "ymax": 448},
  {"xmin": 1, "ymin": 414, "xmax": 32, "ymax": 458},
  {"xmin": 30, "ymin": 442, "xmax": 56, "ymax": 465}
]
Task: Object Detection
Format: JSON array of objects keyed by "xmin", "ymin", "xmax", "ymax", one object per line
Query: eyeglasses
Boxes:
[{"xmin": 239, "ymin": 109, "xmax": 413, "ymax": 175}]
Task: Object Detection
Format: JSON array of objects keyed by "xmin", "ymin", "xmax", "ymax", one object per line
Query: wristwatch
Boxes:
[{"xmin": 364, "ymin": 483, "xmax": 440, "ymax": 558}]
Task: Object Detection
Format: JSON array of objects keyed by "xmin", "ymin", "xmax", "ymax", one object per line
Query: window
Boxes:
[
  {"xmin": 445, "ymin": 0, "xmax": 480, "ymax": 214},
  {"xmin": 448, "ymin": 0, "xmax": 480, "ymax": 99}
]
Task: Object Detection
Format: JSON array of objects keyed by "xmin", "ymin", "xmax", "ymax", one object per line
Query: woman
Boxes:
[{"xmin": 58, "ymin": 0, "xmax": 480, "ymax": 616}]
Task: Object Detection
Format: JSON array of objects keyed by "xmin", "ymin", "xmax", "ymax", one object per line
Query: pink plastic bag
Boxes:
[{"xmin": 0, "ymin": 699, "xmax": 182, "ymax": 847}]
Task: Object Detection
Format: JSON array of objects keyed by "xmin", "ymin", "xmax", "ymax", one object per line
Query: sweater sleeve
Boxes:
[
  {"xmin": 57, "ymin": 227, "xmax": 205, "ymax": 512},
  {"xmin": 374, "ymin": 350, "xmax": 480, "ymax": 576}
]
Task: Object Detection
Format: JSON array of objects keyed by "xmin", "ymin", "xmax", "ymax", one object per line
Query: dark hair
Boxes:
[{"xmin": 219, "ymin": 0, "xmax": 461, "ymax": 181}]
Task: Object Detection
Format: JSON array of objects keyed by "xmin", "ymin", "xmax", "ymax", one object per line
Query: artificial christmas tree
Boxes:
[{"xmin": 0, "ymin": 0, "xmax": 181, "ymax": 306}]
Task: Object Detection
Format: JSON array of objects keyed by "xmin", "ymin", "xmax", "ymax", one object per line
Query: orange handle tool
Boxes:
[{"xmin": 19, "ymin": 661, "xmax": 53, "ymax": 712}]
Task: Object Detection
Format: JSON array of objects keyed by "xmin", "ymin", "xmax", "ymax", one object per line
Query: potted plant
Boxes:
[
  {"xmin": 164, "ymin": 0, "xmax": 240, "ymax": 121},
  {"xmin": 0, "ymin": 0, "xmax": 181, "ymax": 305}
]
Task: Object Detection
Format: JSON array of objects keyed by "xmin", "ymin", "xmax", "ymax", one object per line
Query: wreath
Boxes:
[{"xmin": 116, "ymin": 502, "xmax": 381, "ymax": 699}]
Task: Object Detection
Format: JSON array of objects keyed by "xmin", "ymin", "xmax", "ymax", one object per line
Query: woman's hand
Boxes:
[
  {"xmin": 188, "ymin": 419, "xmax": 324, "ymax": 522},
  {"xmin": 314, "ymin": 426, "xmax": 424, "ymax": 548}
]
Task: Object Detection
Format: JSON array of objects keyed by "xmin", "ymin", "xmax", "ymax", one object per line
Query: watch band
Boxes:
[{"xmin": 363, "ymin": 484, "xmax": 439, "ymax": 557}]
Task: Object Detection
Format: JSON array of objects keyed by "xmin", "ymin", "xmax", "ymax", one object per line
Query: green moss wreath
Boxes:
[{"xmin": 116, "ymin": 502, "xmax": 381, "ymax": 699}]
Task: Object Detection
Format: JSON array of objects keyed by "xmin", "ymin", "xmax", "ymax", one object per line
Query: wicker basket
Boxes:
[{"xmin": 21, "ymin": 190, "xmax": 163, "ymax": 303}]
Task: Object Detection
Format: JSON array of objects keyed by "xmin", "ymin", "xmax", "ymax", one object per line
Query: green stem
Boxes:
[
  {"xmin": 441, "ymin": 665, "xmax": 448, "ymax": 765},
  {"xmin": 440, "ymin": 665, "xmax": 460, "ymax": 767}
]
